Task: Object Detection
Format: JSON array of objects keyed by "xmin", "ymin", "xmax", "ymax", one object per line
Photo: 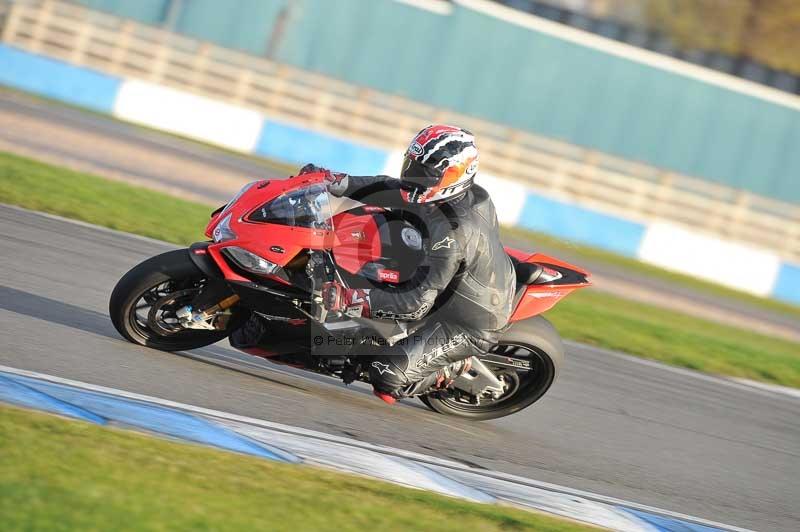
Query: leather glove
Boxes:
[
  {"xmin": 298, "ymin": 163, "xmax": 348, "ymax": 197},
  {"xmin": 322, "ymin": 281, "xmax": 370, "ymax": 317},
  {"xmin": 299, "ymin": 163, "xmax": 327, "ymax": 175}
]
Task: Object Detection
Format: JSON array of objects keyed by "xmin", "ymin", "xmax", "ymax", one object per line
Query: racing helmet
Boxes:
[{"xmin": 400, "ymin": 125, "xmax": 479, "ymax": 204}]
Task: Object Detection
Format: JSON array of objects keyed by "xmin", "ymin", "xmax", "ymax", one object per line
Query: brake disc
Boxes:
[{"xmin": 147, "ymin": 288, "xmax": 200, "ymax": 335}]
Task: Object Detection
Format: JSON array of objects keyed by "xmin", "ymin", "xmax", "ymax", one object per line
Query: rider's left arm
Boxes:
[
  {"xmin": 298, "ymin": 164, "xmax": 405, "ymax": 208},
  {"xmin": 336, "ymin": 174, "xmax": 406, "ymax": 208}
]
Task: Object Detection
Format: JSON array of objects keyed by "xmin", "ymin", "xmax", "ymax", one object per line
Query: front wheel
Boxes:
[
  {"xmin": 109, "ymin": 249, "xmax": 234, "ymax": 351},
  {"xmin": 421, "ymin": 317, "xmax": 564, "ymax": 420}
]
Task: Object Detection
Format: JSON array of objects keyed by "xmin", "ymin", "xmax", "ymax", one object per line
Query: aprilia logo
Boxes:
[{"xmin": 378, "ymin": 269, "xmax": 400, "ymax": 283}]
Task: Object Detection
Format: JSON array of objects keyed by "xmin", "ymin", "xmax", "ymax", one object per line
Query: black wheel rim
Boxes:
[
  {"xmin": 434, "ymin": 342, "xmax": 555, "ymax": 414},
  {"xmin": 129, "ymin": 279, "xmax": 206, "ymax": 341}
]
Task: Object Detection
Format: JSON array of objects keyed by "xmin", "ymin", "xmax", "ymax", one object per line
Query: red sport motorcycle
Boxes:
[{"xmin": 109, "ymin": 173, "xmax": 590, "ymax": 420}]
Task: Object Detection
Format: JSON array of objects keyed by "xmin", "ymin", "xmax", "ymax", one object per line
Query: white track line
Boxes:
[
  {"xmin": 0, "ymin": 202, "xmax": 182, "ymax": 248},
  {"xmin": 567, "ymin": 341, "xmax": 800, "ymax": 402},
  {"xmin": 0, "ymin": 364, "xmax": 753, "ymax": 532},
  {"xmin": 728, "ymin": 377, "xmax": 800, "ymax": 400}
]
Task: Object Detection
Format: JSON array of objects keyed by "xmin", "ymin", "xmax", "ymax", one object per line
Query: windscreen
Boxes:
[
  {"xmin": 248, "ymin": 184, "xmax": 332, "ymax": 230},
  {"xmin": 220, "ymin": 181, "xmax": 256, "ymax": 217}
]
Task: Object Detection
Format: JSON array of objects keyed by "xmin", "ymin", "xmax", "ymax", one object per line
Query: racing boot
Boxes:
[{"xmin": 372, "ymin": 357, "xmax": 474, "ymax": 405}]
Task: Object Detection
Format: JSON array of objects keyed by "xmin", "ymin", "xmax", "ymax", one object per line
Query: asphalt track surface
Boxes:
[
  {"xmin": 2, "ymin": 90, "xmax": 798, "ymax": 341},
  {"xmin": 1, "ymin": 205, "xmax": 799, "ymax": 531}
]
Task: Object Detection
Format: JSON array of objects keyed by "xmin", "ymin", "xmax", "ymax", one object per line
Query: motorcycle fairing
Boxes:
[
  {"xmin": 330, "ymin": 212, "xmax": 382, "ymax": 275},
  {"xmin": 505, "ymin": 247, "xmax": 591, "ymax": 322}
]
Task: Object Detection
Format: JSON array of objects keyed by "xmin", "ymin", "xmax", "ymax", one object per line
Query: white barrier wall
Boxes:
[
  {"xmin": 475, "ymin": 173, "xmax": 526, "ymax": 226},
  {"xmin": 380, "ymin": 150, "xmax": 405, "ymax": 177},
  {"xmin": 113, "ymin": 80, "xmax": 263, "ymax": 152},
  {"xmin": 378, "ymin": 157, "xmax": 526, "ymax": 226},
  {"xmin": 637, "ymin": 222, "xmax": 781, "ymax": 296}
]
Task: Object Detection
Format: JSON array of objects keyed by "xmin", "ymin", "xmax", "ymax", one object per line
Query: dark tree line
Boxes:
[{"xmin": 645, "ymin": 0, "xmax": 800, "ymax": 75}]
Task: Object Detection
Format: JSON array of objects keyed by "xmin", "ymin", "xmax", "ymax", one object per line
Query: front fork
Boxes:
[{"xmin": 175, "ymin": 278, "xmax": 241, "ymax": 331}]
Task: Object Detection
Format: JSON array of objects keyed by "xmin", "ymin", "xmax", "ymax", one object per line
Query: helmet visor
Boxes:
[{"xmin": 400, "ymin": 156, "xmax": 443, "ymax": 190}]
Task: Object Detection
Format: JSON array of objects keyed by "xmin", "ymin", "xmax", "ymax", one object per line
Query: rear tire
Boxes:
[
  {"xmin": 109, "ymin": 249, "xmax": 232, "ymax": 351},
  {"xmin": 421, "ymin": 316, "xmax": 564, "ymax": 420}
]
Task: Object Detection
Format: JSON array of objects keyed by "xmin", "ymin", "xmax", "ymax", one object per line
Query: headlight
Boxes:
[
  {"xmin": 212, "ymin": 214, "xmax": 236, "ymax": 242},
  {"xmin": 223, "ymin": 246, "xmax": 280, "ymax": 275}
]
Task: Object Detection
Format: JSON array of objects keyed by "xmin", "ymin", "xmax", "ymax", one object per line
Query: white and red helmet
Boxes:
[{"xmin": 400, "ymin": 125, "xmax": 479, "ymax": 204}]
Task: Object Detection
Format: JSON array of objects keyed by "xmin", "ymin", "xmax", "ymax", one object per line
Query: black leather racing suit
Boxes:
[{"xmin": 339, "ymin": 175, "xmax": 517, "ymax": 398}]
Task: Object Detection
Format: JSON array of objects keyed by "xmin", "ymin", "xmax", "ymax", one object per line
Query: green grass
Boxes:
[
  {"xmin": 548, "ymin": 290, "xmax": 800, "ymax": 387},
  {"xmin": 0, "ymin": 404, "xmax": 592, "ymax": 532},
  {"xmin": 1, "ymin": 151, "xmax": 799, "ymax": 388},
  {"xmin": 0, "ymin": 151, "xmax": 212, "ymax": 244}
]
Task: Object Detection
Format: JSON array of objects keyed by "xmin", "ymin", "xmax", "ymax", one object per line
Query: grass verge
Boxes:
[
  {"xmin": 547, "ymin": 290, "xmax": 800, "ymax": 387},
  {"xmin": 0, "ymin": 151, "xmax": 212, "ymax": 244},
  {"xmin": 0, "ymin": 404, "xmax": 591, "ymax": 531},
  {"xmin": 502, "ymin": 226, "xmax": 800, "ymax": 321},
  {"xmin": 1, "ymin": 151, "xmax": 798, "ymax": 388}
]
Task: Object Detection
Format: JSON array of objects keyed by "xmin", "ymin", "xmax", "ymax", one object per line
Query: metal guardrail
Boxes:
[{"xmin": 2, "ymin": 0, "xmax": 799, "ymax": 262}]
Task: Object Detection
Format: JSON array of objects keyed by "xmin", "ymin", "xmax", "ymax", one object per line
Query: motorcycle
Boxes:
[{"xmin": 109, "ymin": 172, "xmax": 591, "ymax": 420}]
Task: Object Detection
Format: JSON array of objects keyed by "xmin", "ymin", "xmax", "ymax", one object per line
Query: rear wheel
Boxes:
[
  {"xmin": 421, "ymin": 317, "xmax": 563, "ymax": 420},
  {"xmin": 109, "ymin": 249, "xmax": 234, "ymax": 351}
]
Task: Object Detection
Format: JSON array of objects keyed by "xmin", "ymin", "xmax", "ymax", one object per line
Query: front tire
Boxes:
[
  {"xmin": 109, "ymin": 249, "xmax": 232, "ymax": 351},
  {"xmin": 421, "ymin": 316, "xmax": 564, "ymax": 420}
]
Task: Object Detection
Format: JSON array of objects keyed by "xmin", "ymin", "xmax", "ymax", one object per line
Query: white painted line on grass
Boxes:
[
  {"xmin": 0, "ymin": 203, "xmax": 180, "ymax": 249},
  {"xmin": 566, "ymin": 341, "xmax": 800, "ymax": 402},
  {"xmin": 728, "ymin": 378, "xmax": 800, "ymax": 400}
]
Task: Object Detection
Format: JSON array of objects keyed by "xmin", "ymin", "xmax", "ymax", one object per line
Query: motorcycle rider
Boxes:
[{"xmin": 305, "ymin": 125, "xmax": 517, "ymax": 404}]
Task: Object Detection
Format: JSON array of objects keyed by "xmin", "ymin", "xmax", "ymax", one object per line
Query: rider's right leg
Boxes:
[{"xmin": 366, "ymin": 321, "xmax": 479, "ymax": 403}]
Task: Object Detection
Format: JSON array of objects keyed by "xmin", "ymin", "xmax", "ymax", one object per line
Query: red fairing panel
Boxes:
[
  {"xmin": 331, "ymin": 212, "xmax": 382, "ymax": 274},
  {"xmin": 505, "ymin": 249, "xmax": 591, "ymax": 322}
]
